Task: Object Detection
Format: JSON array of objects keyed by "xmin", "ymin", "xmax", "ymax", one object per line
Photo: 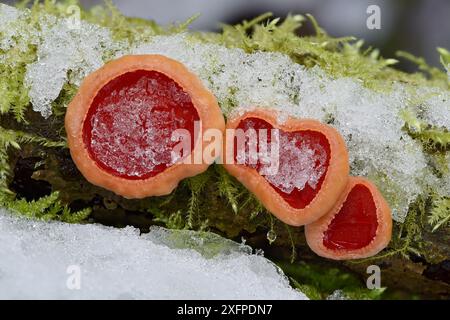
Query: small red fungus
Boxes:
[{"xmin": 305, "ymin": 176, "xmax": 392, "ymax": 260}]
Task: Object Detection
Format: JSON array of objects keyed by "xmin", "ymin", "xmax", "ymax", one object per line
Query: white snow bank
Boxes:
[{"xmin": 0, "ymin": 209, "xmax": 306, "ymax": 300}]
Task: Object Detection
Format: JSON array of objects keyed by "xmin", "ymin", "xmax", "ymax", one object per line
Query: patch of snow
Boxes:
[
  {"xmin": 24, "ymin": 16, "xmax": 116, "ymax": 118},
  {"xmin": 0, "ymin": 208, "xmax": 306, "ymax": 300},
  {"xmin": 421, "ymin": 89, "xmax": 450, "ymax": 129},
  {"xmin": 0, "ymin": 4, "xmax": 22, "ymax": 51},
  {"xmin": 0, "ymin": 3, "xmax": 36, "ymax": 58}
]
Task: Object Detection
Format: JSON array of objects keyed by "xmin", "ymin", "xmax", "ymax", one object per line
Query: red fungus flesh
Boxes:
[
  {"xmin": 235, "ymin": 117, "xmax": 331, "ymax": 209},
  {"xmin": 323, "ymin": 184, "xmax": 378, "ymax": 250},
  {"xmin": 83, "ymin": 70, "xmax": 200, "ymax": 180}
]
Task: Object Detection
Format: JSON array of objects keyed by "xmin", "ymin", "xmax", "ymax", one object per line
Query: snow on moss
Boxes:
[
  {"xmin": 1, "ymin": 5, "xmax": 448, "ymax": 222},
  {"xmin": 0, "ymin": 4, "xmax": 23, "ymax": 52},
  {"xmin": 0, "ymin": 4, "xmax": 104, "ymax": 118},
  {"xmin": 130, "ymin": 35, "xmax": 434, "ymax": 222},
  {"xmin": 20, "ymin": 11, "xmax": 119, "ymax": 118},
  {"xmin": 421, "ymin": 89, "xmax": 450, "ymax": 129}
]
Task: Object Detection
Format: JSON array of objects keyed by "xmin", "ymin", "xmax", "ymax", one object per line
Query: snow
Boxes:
[
  {"xmin": 0, "ymin": 208, "xmax": 306, "ymax": 300},
  {"xmin": 130, "ymin": 34, "xmax": 304, "ymax": 120},
  {"xmin": 0, "ymin": 3, "xmax": 36, "ymax": 64},
  {"xmin": 24, "ymin": 15, "xmax": 118, "ymax": 118},
  {"xmin": 0, "ymin": 4, "xmax": 22, "ymax": 51},
  {"xmin": 421, "ymin": 89, "xmax": 450, "ymax": 129}
]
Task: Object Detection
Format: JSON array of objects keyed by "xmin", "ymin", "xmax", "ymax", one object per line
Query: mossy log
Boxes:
[{"xmin": 0, "ymin": 1, "xmax": 449, "ymax": 299}]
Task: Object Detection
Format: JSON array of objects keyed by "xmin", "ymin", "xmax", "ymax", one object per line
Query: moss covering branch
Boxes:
[{"xmin": 0, "ymin": 0, "xmax": 449, "ymax": 299}]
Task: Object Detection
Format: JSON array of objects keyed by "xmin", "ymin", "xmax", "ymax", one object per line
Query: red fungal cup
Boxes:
[
  {"xmin": 65, "ymin": 54, "xmax": 225, "ymax": 198},
  {"xmin": 305, "ymin": 176, "xmax": 393, "ymax": 260},
  {"xmin": 223, "ymin": 109, "xmax": 350, "ymax": 226}
]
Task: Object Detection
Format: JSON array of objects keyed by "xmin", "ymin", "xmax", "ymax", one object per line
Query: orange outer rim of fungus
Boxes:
[
  {"xmin": 65, "ymin": 54, "xmax": 225, "ymax": 199},
  {"xmin": 223, "ymin": 109, "xmax": 350, "ymax": 226},
  {"xmin": 305, "ymin": 176, "xmax": 393, "ymax": 260}
]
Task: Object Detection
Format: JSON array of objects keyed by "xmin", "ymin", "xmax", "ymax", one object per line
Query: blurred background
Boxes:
[{"xmin": 6, "ymin": 0, "xmax": 450, "ymax": 71}]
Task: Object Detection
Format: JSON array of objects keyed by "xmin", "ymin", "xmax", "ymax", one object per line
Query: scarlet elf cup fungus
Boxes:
[
  {"xmin": 65, "ymin": 55, "xmax": 225, "ymax": 198},
  {"xmin": 305, "ymin": 176, "xmax": 393, "ymax": 260},
  {"xmin": 223, "ymin": 109, "xmax": 350, "ymax": 226}
]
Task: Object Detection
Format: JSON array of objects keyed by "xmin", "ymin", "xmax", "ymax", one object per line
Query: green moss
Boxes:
[
  {"xmin": 1, "ymin": 191, "xmax": 91, "ymax": 222},
  {"xmin": 402, "ymin": 109, "xmax": 450, "ymax": 152},
  {"xmin": 52, "ymin": 82, "xmax": 78, "ymax": 118},
  {"xmin": 216, "ymin": 165, "xmax": 240, "ymax": 214},
  {"xmin": 0, "ymin": 8, "xmax": 38, "ymax": 123},
  {"xmin": 0, "ymin": 126, "xmax": 65, "ymax": 195},
  {"xmin": 196, "ymin": 13, "xmax": 448, "ymax": 91},
  {"xmin": 281, "ymin": 261, "xmax": 386, "ymax": 300},
  {"xmin": 438, "ymin": 47, "xmax": 450, "ymax": 78},
  {"xmin": 84, "ymin": 0, "xmax": 162, "ymax": 43},
  {"xmin": 0, "ymin": 124, "xmax": 89, "ymax": 222},
  {"xmin": 0, "ymin": 52, "xmax": 33, "ymax": 123},
  {"xmin": 185, "ymin": 168, "xmax": 214, "ymax": 228},
  {"xmin": 397, "ymin": 50, "xmax": 449, "ymax": 84},
  {"xmin": 429, "ymin": 195, "xmax": 450, "ymax": 232}
]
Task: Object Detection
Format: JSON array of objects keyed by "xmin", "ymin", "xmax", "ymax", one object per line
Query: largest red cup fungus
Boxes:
[
  {"xmin": 223, "ymin": 109, "xmax": 350, "ymax": 226},
  {"xmin": 305, "ymin": 176, "xmax": 393, "ymax": 260},
  {"xmin": 65, "ymin": 55, "xmax": 225, "ymax": 198}
]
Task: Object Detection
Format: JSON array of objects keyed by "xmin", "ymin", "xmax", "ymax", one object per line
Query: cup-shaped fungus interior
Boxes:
[
  {"xmin": 323, "ymin": 183, "xmax": 378, "ymax": 250},
  {"xmin": 83, "ymin": 70, "xmax": 200, "ymax": 180},
  {"xmin": 234, "ymin": 117, "xmax": 331, "ymax": 209}
]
